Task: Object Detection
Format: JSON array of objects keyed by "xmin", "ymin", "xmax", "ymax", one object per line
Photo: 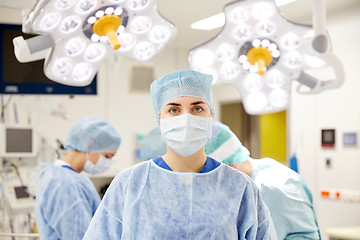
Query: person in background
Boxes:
[
  {"xmin": 35, "ymin": 117, "xmax": 121, "ymax": 240},
  {"xmin": 83, "ymin": 70, "xmax": 277, "ymax": 239},
  {"xmin": 140, "ymin": 120, "xmax": 321, "ymax": 240}
]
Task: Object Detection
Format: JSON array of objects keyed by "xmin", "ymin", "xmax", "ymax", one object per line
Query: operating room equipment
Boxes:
[
  {"xmin": 0, "ymin": 160, "xmax": 38, "ymax": 239},
  {"xmin": 13, "ymin": 0, "xmax": 176, "ymax": 86},
  {"xmin": 0, "ymin": 124, "xmax": 36, "ymax": 158},
  {"xmin": 321, "ymin": 189, "xmax": 360, "ymax": 203},
  {"xmin": 0, "ymin": 168, "xmax": 35, "ymax": 215},
  {"xmin": 0, "ymin": 123, "xmax": 37, "ymax": 215},
  {"xmin": 188, "ymin": 0, "xmax": 345, "ymax": 115}
]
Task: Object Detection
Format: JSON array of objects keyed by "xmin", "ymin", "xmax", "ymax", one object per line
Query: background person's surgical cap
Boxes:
[
  {"xmin": 138, "ymin": 121, "xmax": 250, "ymax": 164},
  {"xmin": 205, "ymin": 121, "xmax": 250, "ymax": 164},
  {"xmin": 150, "ymin": 70, "xmax": 215, "ymax": 119},
  {"xmin": 64, "ymin": 117, "xmax": 121, "ymax": 152},
  {"xmin": 139, "ymin": 127, "xmax": 167, "ymax": 160}
]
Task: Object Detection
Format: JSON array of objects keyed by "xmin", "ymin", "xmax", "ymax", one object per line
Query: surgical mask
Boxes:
[
  {"xmin": 160, "ymin": 113, "xmax": 212, "ymax": 157},
  {"xmin": 83, "ymin": 154, "xmax": 112, "ymax": 175}
]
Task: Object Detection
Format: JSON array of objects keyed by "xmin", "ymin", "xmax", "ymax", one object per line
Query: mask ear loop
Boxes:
[{"xmin": 85, "ymin": 152, "xmax": 97, "ymax": 167}]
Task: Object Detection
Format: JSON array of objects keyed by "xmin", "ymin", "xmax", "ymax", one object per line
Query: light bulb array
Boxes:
[
  {"xmin": 189, "ymin": 0, "xmax": 340, "ymax": 115},
  {"xmin": 20, "ymin": 0, "xmax": 176, "ymax": 86}
]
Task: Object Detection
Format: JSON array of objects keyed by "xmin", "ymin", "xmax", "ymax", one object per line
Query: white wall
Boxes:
[{"xmin": 288, "ymin": 4, "xmax": 360, "ymax": 239}]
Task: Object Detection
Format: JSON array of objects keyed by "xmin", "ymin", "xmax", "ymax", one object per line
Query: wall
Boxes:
[
  {"xmin": 260, "ymin": 111, "xmax": 286, "ymax": 163},
  {"xmin": 288, "ymin": 4, "xmax": 360, "ymax": 238}
]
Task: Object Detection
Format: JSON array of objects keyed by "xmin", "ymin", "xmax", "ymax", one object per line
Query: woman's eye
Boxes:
[
  {"xmin": 194, "ymin": 107, "xmax": 203, "ymax": 112},
  {"xmin": 170, "ymin": 108, "xmax": 178, "ymax": 114}
]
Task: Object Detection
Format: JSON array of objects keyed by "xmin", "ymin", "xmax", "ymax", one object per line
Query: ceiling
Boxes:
[
  {"xmin": 1, "ymin": 0, "xmax": 359, "ymax": 50},
  {"xmin": 156, "ymin": 0, "xmax": 360, "ymax": 49}
]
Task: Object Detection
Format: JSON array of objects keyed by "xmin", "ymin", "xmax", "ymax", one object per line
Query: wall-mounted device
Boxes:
[
  {"xmin": 321, "ymin": 129, "xmax": 335, "ymax": 148},
  {"xmin": 343, "ymin": 132, "xmax": 357, "ymax": 147},
  {"xmin": 0, "ymin": 124, "xmax": 36, "ymax": 158}
]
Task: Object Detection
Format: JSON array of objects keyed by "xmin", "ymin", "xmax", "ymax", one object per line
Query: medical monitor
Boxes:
[{"xmin": 0, "ymin": 124, "xmax": 36, "ymax": 157}]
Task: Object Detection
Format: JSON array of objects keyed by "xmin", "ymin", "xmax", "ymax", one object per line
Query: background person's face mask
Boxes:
[
  {"xmin": 160, "ymin": 113, "xmax": 212, "ymax": 157},
  {"xmin": 83, "ymin": 154, "xmax": 112, "ymax": 175}
]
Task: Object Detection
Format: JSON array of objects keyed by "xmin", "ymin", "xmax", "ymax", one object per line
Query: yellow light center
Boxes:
[
  {"xmin": 93, "ymin": 15, "xmax": 121, "ymax": 50},
  {"xmin": 246, "ymin": 47, "xmax": 273, "ymax": 76}
]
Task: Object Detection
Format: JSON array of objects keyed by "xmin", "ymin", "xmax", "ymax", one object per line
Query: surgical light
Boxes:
[
  {"xmin": 85, "ymin": 44, "xmax": 106, "ymax": 62},
  {"xmin": 53, "ymin": 58, "xmax": 73, "ymax": 76},
  {"xmin": 13, "ymin": 0, "xmax": 176, "ymax": 87},
  {"xmin": 65, "ymin": 37, "xmax": 86, "ymax": 56},
  {"xmin": 220, "ymin": 61, "xmax": 240, "ymax": 80},
  {"xmin": 233, "ymin": 24, "xmax": 253, "ymax": 41},
  {"xmin": 39, "ymin": 13, "xmax": 62, "ymax": 30},
  {"xmin": 216, "ymin": 43, "xmax": 236, "ymax": 62},
  {"xmin": 190, "ymin": 0, "xmax": 296, "ymax": 31},
  {"xmin": 189, "ymin": 0, "xmax": 344, "ymax": 115},
  {"xmin": 55, "ymin": 0, "xmax": 77, "ymax": 11}
]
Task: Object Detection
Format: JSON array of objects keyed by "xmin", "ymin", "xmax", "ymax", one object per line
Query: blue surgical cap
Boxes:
[
  {"xmin": 139, "ymin": 127, "xmax": 167, "ymax": 160},
  {"xmin": 205, "ymin": 121, "xmax": 250, "ymax": 164},
  {"xmin": 64, "ymin": 117, "xmax": 121, "ymax": 152},
  {"xmin": 150, "ymin": 70, "xmax": 215, "ymax": 119}
]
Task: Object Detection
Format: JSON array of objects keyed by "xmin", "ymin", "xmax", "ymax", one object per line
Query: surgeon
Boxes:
[
  {"xmin": 83, "ymin": 70, "xmax": 277, "ymax": 239},
  {"xmin": 35, "ymin": 117, "xmax": 121, "ymax": 240},
  {"xmin": 210, "ymin": 122, "xmax": 322, "ymax": 239},
  {"xmin": 139, "ymin": 121, "xmax": 321, "ymax": 239}
]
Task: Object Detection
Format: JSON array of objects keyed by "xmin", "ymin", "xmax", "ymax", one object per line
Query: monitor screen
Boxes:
[
  {"xmin": 0, "ymin": 125, "xmax": 36, "ymax": 157},
  {"xmin": 6, "ymin": 128, "xmax": 32, "ymax": 153},
  {"xmin": 0, "ymin": 24, "xmax": 97, "ymax": 95},
  {"xmin": 14, "ymin": 186, "xmax": 30, "ymax": 199}
]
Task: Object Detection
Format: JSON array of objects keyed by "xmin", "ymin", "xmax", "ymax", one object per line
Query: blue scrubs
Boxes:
[
  {"xmin": 83, "ymin": 160, "xmax": 277, "ymax": 239},
  {"xmin": 35, "ymin": 165, "xmax": 100, "ymax": 240},
  {"xmin": 153, "ymin": 156, "xmax": 221, "ymax": 173}
]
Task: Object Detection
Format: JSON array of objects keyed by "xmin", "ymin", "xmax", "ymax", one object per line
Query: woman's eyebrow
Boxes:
[
  {"xmin": 191, "ymin": 101, "xmax": 206, "ymax": 105},
  {"xmin": 166, "ymin": 102, "xmax": 181, "ymax": 106}
]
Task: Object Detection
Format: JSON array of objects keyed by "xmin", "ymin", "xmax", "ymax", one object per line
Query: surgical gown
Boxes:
[
  {"xmin": 250, "ymin": 158, "xmax": 321, "ymax": 239},
  {"xmin": 83, "ymin": 160, "xmax": 277, "ymax": 239},
  {"xmin": 35, "ymin": 164, "xmax": 100, "ymax": 240}
]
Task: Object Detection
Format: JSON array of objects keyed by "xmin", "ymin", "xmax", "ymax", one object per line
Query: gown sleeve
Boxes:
[
  {"xmin": 53, "ymin": 199, "xmax": 95, "ymax": 240},
  {"xmin": 37, "ymin": 168, "xmax": 101, "ymax": 240},
  {"xmin": 83, "ymin": 173, "xmax": 125, "ymax": 239},
  {"xmin": 236, "ymin": 178, "xmax": 278, "ymax": 240}
]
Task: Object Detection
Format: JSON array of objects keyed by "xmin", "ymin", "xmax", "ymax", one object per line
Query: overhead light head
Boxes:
[
  {"xmin": 14, "ymin": 0, "xmax": 176, "ymax": 86},
  {"xmin": 188, "ymin": 0, "xmax": 344, "ymax": 115}
]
